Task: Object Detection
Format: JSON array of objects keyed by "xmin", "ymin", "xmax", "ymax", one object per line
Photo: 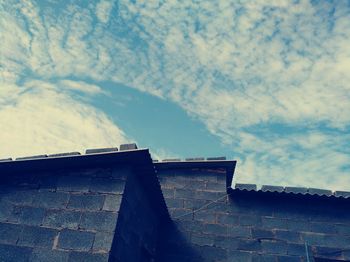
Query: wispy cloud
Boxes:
[
  {"xmin": 1, "ymin": 0, "xmax": 349, "ymax": 190},
  {"xmin": 0, "ymin": 80, "xmax": 128, "ymax": 159}
]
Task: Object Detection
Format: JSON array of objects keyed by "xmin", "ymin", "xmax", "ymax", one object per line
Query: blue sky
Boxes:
[{"xmin": 1, "ymin": 0, "xmax": 350, "ymax": 190}]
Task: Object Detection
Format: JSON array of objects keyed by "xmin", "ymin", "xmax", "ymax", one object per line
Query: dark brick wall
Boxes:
[
  {"xmin": 156, "ymin": 167, "xmax": 350, "ymax": 262},
  {"xmin": 0, "ymin": 166, "xmax": 126, "ymax": 261},
  {"xmin": 110, "ymin": 168, "xmax": 162, "ymax": 262}
]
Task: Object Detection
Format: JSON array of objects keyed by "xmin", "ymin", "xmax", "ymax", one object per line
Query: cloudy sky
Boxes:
[{"xmin": 1, "ymin": 0, "xmax": 350, "ymax": 190}]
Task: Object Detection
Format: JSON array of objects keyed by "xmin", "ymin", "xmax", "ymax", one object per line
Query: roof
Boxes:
[
  {"xmin": 234, "ymin": 183, "xmax": 350, "ymax": 199},
  {"xmin": 1, "ymin": 146, "xmax": 348, "ymax": 200}
]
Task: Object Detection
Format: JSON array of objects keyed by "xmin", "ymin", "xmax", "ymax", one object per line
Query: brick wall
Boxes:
[
  {"xmin": 155, "ymin": 166, "xmax": 350, "ymax": 262},
  {"xmin": 0, "ymin": 157, "xmax": 168, "ymax": 262},
  {"xmin": 0, "ymin": 167, "xmax": 127, "ymax": 261},
  {"xmin": 110, "ymin": 169, "xmax": 160, "ymax": 262}
]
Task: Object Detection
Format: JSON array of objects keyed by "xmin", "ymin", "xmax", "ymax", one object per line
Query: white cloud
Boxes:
[
  {"xmin": 0, "ymin": 80, "xmax": 129, "ymax": 159},
  {"xmin": 1, "ymin": 0, "xmax": 350, "ymax": 190},
  {"xmin": 96, "ymin": 0, "xmax": 114, "ymax": 23},
  {"xmin": 59, "ymin": 80, "xmax": 107, "ymax": 95}
]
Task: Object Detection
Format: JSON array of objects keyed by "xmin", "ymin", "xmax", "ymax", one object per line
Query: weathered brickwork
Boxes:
[
  {"xmin": 0, "ymin": 167, "xmax": 127, "ymax": 261},
  {"xmin": 110, "ymin": 172, "xmax": 161, "ymax": 262},
  {"xmin": 156, "ymin": 167, "xmax": 350, "ymax": 262}
]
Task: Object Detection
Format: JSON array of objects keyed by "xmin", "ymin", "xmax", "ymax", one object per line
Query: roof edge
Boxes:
[
  {"xmin": 154, "ymin": 160, "xmax": 237, "ymax": 194},
  {"xmin": 0, "ymin": 148, "xmax": 150, "ymax": 175}
]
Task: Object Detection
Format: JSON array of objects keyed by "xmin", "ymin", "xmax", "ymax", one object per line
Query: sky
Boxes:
[{"xmin": 1, "ymin": 0, "xmax": 350, "ymax": 190}]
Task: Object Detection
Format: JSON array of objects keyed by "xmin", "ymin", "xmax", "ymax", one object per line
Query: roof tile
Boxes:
[
  {"xmin": 261, "ymin": 185, "xmax": 284, "ymax": 193},
  {"xmin": 234, "ymin": 183, "xmax": 257, "ymax": 191},
  {"xmin": 119, "ymin": 143, "xmax": 137, "ymax": 151},
  {"xmin": 284, "ymin": 187, "xmax": 308, "ymax": 194},
  {"xmin": 307, "ymin": 188, "xmax": 332, "ymax": 196},
  {"xmin": 15, "ymin": 155, "xmax": 48, "ymax": 161},
  {"xmin": 207, "ymin": 157, "xmax": 226, "ymax": 161},
  {"xmin": 85, "ymin": 148, "xmax": 118, "ymax": 154},
  {"xmin": 334, "ymin": 191, "xmax": 350, "ymax": 198},
  {"xmin": 48, "ymin": 152, "xmax": 81, "ymax": 157}
]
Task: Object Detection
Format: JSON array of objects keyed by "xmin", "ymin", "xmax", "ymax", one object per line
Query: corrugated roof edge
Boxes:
[{"xmin": 234, "ymin": 183, "xmax": 350, "ymax": 199}]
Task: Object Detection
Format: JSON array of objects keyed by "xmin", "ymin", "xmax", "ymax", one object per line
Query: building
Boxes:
[{"xmin": 0, "ymin": 144, "xmax": 349, "ymax": 261}]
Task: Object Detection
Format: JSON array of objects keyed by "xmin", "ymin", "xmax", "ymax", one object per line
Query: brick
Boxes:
[
  {"xmin": 68, "ymin": 252, "xmax": 109, "ymax": 262},
  {"xmin": 252, "ymin": 228, "xmax": 274, "ymax": 239},
  {"xmin": 191, "ymin": 233, "xmax": 215, "ymax": 246},
  {"xmin": 277, "ymin": 255, "xmax": 302, "ymax": 262},
  {"xmin": 33, "ymin": 191, "xmax": 69, "ymax": 209},
  {"xmin": 201, "ymin": 223, "xmax": 228, "ymax": 236},
  {"xmin": 18, "ymin": 226, "xmax": 58, "ymax": 248},
  {"xmin": 309, "ymin": 222, "xmax": 337, "ymax": 234},
  {"xmin": 287, "ymin": 220, "xmax": 310, "ymax": 232},
  {"xmin": 199, "ymin": 245, "xmax": 227, "ymax": 261},
  {"xmin": 184, "ymin": 199, "xmax": 208, "ymax": 209},
  {"xmin": 313, "ymin": 246, "xmax": 344, "ymax": 260},
  {"xmin": 194, "ymin": 210, "xmax": 216, "ymax": 223},
  {"xmin": 0, "ymin": 201, "xmax": 13, "ymax": 222},
  {"xmin": 29, "ymin": 248, "xmax": 69, "ymax": 262},
  {"xmin": 171, "ymin": 208, "xmax": 193, "ymax": 220},
  {"xmin": 103, "ymin": 194, "xmax": 123, "ymax": 211},
  {"xmin": 287, "ymin": 243, "xmax": 305, "ymax": 256},
  {"xmin": 217, "ymin": 213, "xmax": 239, "ymax": 225},
  {"xmin": 300, "ymin": 232, "xmax": 326, "ymax": 246},
  {"xmin": 252, "ymin": 254, "xmax": 277, "ymax": 262},
  {"xmin": 206, "ymin": 182, "xmax": 225, "ymax": 192},
  {"xmin": 227, "ymin": 226, "xmax": 251, "ymax": 238},
  {"xmin": 275, "ymin": 230, "xmax": 301, "ymax": 243},
  {"xmin": 58, "ymin": 229, "xmax": 94, "ymax": 251},
  {"xmin": 68, "ymin": 194, "xmax": 105, "ymax": 210},
  {"xmin": 12, "ymin": 206, "xmax": 45, "ymax": 226},
  {"xmin": 195, "ymin": 190, "xmax": 222, "ymax": 201},
  {"xmin": 80, "ymin": 211, "xmax": 118, "ymax": 232},
  {"xmin": 227, "ymin": 250, "xmax": 253, "ymax": 262},
  {"xmin": 1, "ymin": 189, "xmax": 35, "ymax": 205},
  {"xmin": 239, "ymin": 215, "xmax": 262, "ymax": 226},
  {"xmin": 57, "ymin": 176, "xmax": 90, "ymax": 192},
  {"xmin": 89, "ymin": 178, "xmax": 125, "ymax": 194},
  {"xmin": 237, "ymin": 239, "xmax": 261, "ymax": 251},
  {"xmin": 175, "ymin": 188, "xmax": 195, "ymax": 199},
  {"xmin": 43, "ymin": 210, "xmax": 81, "ymax": 229},
  {"xmin": 214, "ymin": 236, "xmax": 239, "ymax": 250},
  {"xmin": 0, "ymin": 223, "xmax": 22, "ymax": 244},
  {"xmin": 161, "ymin": 188, "xmax": 175, "ymax": 198},
  {"xmin": 164, "ymin": 198, "xmax": 183, "ymax": 208},
  {"xmin": 0, "ymin": 244, "xmax": 32, "ymax": 261},
  {"xmin": 261, "ymin": 240, "xmax": 288, "ymax": 255},
  {"xmin": 206, "ymin": 200, "xmax": 230, "ymax": 214},
  {"xmin": 335, "ymin": 223, "xmax": 350, "ymax": 235},
  {"xmin": 262, "ymin": 217, "xmax": 288, "ymax": 230},
  {"xmin": 93, "ymin": 231, "xmax": 114, "ymax": 251}
]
